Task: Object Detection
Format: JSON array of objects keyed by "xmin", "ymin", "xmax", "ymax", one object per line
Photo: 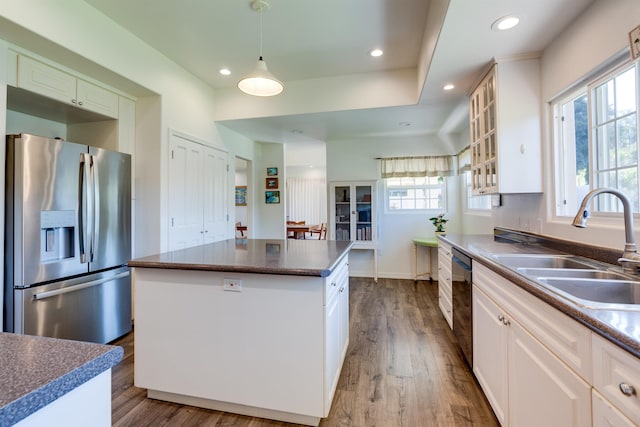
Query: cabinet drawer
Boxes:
[
  {"xmin": 592, "ymin": 333, "xmax": 640, "ymax": 425},
  {"xmin": 473, "ymin": 262, "xmax": 592, "ymax": 381}
]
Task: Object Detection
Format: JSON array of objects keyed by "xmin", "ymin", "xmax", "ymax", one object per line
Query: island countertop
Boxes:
[
  {"xmin": 128, "ymin": 238, "xmax": 354, "ymax": 277},
  {"xmin": 0, "ymin": 333, "xmax": 123, "ymax": 426}
]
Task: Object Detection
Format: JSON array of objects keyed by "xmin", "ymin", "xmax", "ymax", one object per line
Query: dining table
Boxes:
[{"xmin": 287, "ymin": 224, "xmax": 310, "ymax": 239}]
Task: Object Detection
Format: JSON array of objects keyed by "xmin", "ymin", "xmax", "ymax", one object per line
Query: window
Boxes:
[
  {"xmin": 554, "ymin": 60, "xmax": 640, "ymax": 216},
  {"xmin": 386, "ymin": 176, "xmax": 445, "ymax": 211},
  {"xmin": 464, "ymin": 171, "xmax": 491, "ymax": 210}
]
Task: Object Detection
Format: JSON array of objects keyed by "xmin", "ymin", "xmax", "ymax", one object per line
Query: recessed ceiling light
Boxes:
[
  {"xmin": 370, "ymin": 49, "xmax": 383, "ymax": 57},
  {"xmin": 219, "ymin": 68, "xmax": 231, "ymax": 76},
  {"xmin": 491, "ymin": 15, "xmax": 520, "ymax": 31},
  {"xmin": 443, "ymin": 84, "xmax": 455, "ymax": 90}
]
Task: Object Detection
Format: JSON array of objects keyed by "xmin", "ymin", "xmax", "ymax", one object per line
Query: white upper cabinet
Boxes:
[
  {"xmin": 17, "ymin": 55, "xmax": 119, "ymax": 119},
  {"xmin": 470, "ymin": 57, "xmax": 542, "ymax": 195}
]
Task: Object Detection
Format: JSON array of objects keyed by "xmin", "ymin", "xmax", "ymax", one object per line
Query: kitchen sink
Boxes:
[
  {"xmin": 491, "ymin": 254, "xmax": 599, "ymax": 269},
  {"xmin": 490, "ymin": 253, "xmax": 640, "ymax": 311},
  {"xmin": 516, "ymin": 268, "xmax": 628, "ymax": 280},
  {"xmin": 536, "ymin": 277, "xmax": 640, "ymax": 310}
]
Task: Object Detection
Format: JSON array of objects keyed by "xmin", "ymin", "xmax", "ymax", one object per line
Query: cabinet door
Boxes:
[
  {"xmin": 169, "ymin": 134, "xmax": 204, "ymax": 250},
  {"xmin": 18, "ymin": 55, "xmax": 76, "ymax": 105},
  {"xmin": 472, "ymin": 285, "xmax": 508, "ymax": 425},
  {"xmin": 508, "ymin": 317, "xmax": 591, "ymax": 427},
  {"xmin": 202, "ymin": 146, "xmax": 228, "ymax": 243},
  {"xmin": 76, "ymin": 79, "xmax": 119, "ymax": 118},
  {"xmin": 437, "ymin": 246, "xmax": 452, "ymax": 328},
  {"xmin": 592, "ymin": 389, "xmax": 636, "ymax": 427},
  {"xmin": 338, "ymin": 274, "xmax": 349, "ymax": 356},
  {"xmin": 354, "ymin": 185, "xmax": 373, "ymax": 243},
  {"xmin": 333, "ymin": 185, "xmax": 351, "ymax": 241},
  {"xmin": 325, "ymin": 289, "xmax": 341, "ymax": 408}
]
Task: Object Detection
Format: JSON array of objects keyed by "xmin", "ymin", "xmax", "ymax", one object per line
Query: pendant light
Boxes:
[{"xmin": 238, "ymin": 0, "xmax": 284, "ymax": 96}]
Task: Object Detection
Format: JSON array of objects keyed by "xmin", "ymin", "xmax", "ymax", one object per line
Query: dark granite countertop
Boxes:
[
  {"xmin": 0, "ymin": 333, "xmax": 123, "ymax": 426},
  {"xmin": 128, "ymin": 238, "xmax": 354, "ymax": 277},
  {"xmin": 440, "ymin": 228, "xmax": 640, "ymax": 359}
]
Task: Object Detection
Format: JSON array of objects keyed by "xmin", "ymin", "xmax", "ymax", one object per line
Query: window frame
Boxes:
[
  {"xmin": 551, "ymin": 56, "xmax": 640, "ymax": 221},
  {"xmin": 383, "ymin": 176, "xmax": 447, "ymax": 214}
]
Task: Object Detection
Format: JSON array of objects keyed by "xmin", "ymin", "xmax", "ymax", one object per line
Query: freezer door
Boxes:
[
  {"xmin": 89, "ymin": 146, "xmax": 131, "ymax": 271},
  {"xmin": 14, "ymin": 267, "xmax": 132, "ymax": 343},
  {"xmin": 6, "ymin": 134, "xmax": 87, "ymax": 288}
]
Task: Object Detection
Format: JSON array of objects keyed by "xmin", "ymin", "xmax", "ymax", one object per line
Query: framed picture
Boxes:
[
  {"xmin": 266, "ymin": 167, "xmax": 278, "ymax": 176},
  {"xmin": 265, "ymin": 190, "xmax": 280, "ymax": 204},
  {"xmin": 235, "ymin": 186, "xmax": 247, "ymax": 206},
  {"xmin": 266, "ymin": 177, "xmax": 279, "ymax": 189}
]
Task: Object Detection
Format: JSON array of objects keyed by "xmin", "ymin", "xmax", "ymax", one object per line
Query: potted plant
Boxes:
[{"xmin": 429, "ymin": 213, "xmax": 448, "ymax": 235}]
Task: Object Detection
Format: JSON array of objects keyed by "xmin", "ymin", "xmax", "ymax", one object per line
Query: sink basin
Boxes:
[
  {"xmin": 491, "ymin": 254, "xmax": 598, "ymax": 269},
  {"xmin": 536, "ymin": 277, "xmax": 640, "ymax": 311},
  {"xmin": 516, "ymin": 268, "xmax": 629, "ymax": 280}
]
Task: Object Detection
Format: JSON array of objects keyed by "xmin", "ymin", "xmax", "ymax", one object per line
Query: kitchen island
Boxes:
[
  {"xmin": 0, "ymin": 333, "xmax": 123, "ymax": 427},
  {"xmin": 128, "ymin": 238, "xmax": 352, "ymax": 426}
]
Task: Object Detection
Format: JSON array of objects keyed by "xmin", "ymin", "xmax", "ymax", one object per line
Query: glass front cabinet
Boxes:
[{"xmin": 330, "ymin": 181, "xmax": 377, "ymax": 249}]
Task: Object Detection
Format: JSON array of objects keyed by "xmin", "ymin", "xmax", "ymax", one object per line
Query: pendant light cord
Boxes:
[{"xmin": 259, "ymin": 4, "xmax": 263, "ymax": 60}]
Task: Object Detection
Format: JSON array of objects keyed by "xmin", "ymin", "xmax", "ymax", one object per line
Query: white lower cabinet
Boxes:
[
  {"xmin": 473, "ymin": 262, "xmax": 591, "ymax": 426},
  {"xmin": 325, "ymin": 259, "xmax": 349, "ymax": 409},
  {"xmin": 437, "ymin": 240, "xmax": 453, "ymax": 328},
  {"xmin": 473, "ymin": 286, "xmax": 508, "ymax": 424}
]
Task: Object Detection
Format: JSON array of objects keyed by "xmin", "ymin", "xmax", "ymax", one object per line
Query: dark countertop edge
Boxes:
[
  {"xmin": 129, "ymin": 241, "xmax": 354, "ymax": 278},
  {"xmin": 1, "ymin": 345, "xmax": 123, "ymax": 426},
  {"xmin": 128, "ymin": 261, "xmax": 333, "ymax": 277},
  {"xmin": 440, "ymin": 230, "xmax": 640, "ymax": 359}
]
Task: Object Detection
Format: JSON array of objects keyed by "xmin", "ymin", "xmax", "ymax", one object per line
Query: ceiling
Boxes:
[{"xmin": 82, "ymin": 0, "xmax": 594, "ymax": 158}]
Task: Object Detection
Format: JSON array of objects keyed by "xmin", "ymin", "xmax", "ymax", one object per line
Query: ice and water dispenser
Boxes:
[{"xmin": 40, "ymin": 210, "xmax": 75, "ymax": 262}]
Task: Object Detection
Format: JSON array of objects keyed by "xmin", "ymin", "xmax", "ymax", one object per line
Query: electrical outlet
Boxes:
[{"xmin": 223, "ymin": 278, "xmax": 242, "ymax": 292}]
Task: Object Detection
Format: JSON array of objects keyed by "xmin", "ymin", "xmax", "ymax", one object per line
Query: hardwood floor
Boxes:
[{"xmin": 111, "ymin": 278, "xmax": 498, "ymax": 426}]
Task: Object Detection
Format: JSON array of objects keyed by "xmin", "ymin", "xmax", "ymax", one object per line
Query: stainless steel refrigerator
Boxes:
[{"xmin": 4, "ymin": 133, "xmax": 132, "ymax": 344}]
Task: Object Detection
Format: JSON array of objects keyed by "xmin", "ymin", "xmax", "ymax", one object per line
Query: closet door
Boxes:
[
  {"xmin": 202, "ymin": 146, "xmax": 228, "ymax": 244},
  {"xmin": 169, "ymin": 133, "xmax": 204, "ymax": 250}
]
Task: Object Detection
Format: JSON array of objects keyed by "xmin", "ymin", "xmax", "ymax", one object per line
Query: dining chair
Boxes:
[
  {"xmin": 309, "ymin": 223, "xmax": 327, "ymax": 240},
  {"xmin": 235, "ymin": 221, "xmax": 245, "ymax": 237}
]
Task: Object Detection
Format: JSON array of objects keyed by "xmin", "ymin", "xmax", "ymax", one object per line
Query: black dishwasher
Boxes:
[{"xmin": 451, "ymin": 247, "xmax": 472, "ymax": 367}]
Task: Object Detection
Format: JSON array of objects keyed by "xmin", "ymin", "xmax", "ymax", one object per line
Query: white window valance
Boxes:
[
  {"xmin": 457, "ymin": 146, "xmax": 471, "ymax": 173},
  {"xmin": 380, "ymin": 156, "xmax": 454, "ymax": 178}
]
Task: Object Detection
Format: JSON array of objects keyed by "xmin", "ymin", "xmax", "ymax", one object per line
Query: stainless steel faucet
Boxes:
[{"xmin": 572, "ymin": 188, "xmax": 640, "ymax": 274}]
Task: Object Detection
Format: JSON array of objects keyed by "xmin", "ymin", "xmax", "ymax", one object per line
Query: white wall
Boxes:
[
  {"xmin": 254, "ymin": 142, "xmax": 286, "ymax": 239},
  {"xmin": 327, "ymin": 133, "xmax": 461, "ymax": 279},
  {"xmin": 0, "ymin": 0, "xmax": 229, "ymax": 257},
  {"xmin": 461, "ymin": 0, "xmax": 640, "ymax": 253}
]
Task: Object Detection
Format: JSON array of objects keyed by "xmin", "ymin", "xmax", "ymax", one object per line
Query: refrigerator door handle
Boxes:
[
  {"xmin": 32, "ymin": 271, "xmax": 130, "ymax": 301},
  {"xmin": 91, "ymin": 154, "xmax": 100, "ymax": 263},
  {"xmin": 78, "ymin": 153, "xmax": 91, "ymax": 263}
]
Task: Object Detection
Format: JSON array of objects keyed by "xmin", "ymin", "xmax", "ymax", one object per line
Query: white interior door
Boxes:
[
  {"xmin": 203, "ymin": 146, "xmax": 228, "ymax": 243},
  {"xmin": 169, "ymin": 133, "xmax": 204, "ymax": 250}
]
